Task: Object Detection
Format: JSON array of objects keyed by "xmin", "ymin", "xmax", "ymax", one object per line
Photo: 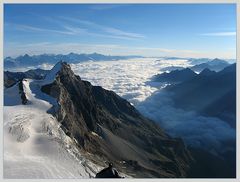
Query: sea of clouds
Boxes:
[
  {"xmin": 71, "ymin": 58, "xmax": 235, "ymax": 154},
  {"xmin": 71, "ymin": 58, "xmax": 190, "ymax": 105}
]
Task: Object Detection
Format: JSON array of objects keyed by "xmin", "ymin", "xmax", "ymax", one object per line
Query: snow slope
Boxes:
[
  {"xmin": 4, "ymin": 70, "xmax": 101, "ymax": 178},
  {"xmin": 42, "ymin": 60, "xmax": 63, "ymax": 85}
]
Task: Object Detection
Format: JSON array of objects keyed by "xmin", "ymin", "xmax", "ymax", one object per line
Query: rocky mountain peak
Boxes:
[
  {"xmin": 40, "ymin": 62, "xmax": 193, "ymax": 178},
  {"xmin": 58, "ymin": 61, "xmax": 78, "ymax": 78}
]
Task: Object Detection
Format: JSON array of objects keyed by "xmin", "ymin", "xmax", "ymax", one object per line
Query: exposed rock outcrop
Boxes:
[{"xmin": 18, "ymin": 79, "xmax": 28, "ymax": 105}]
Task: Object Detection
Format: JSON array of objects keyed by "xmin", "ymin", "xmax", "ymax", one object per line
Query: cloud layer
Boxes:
[
  {"xmin": 71, "ymin": 58, "xmax": 235, "ymax": 154},
  {"xmin": 71, "ymin": 58, "xmax": 191, "ymax": 105},
  {"xmin": 137, "ymin": 90, "xmax": 235, "ymax": 154}
]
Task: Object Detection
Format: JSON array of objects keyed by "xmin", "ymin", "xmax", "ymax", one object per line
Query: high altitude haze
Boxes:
[{"xmin": 4, "ymin": 4, "xmax": 236, "ymax": 58}]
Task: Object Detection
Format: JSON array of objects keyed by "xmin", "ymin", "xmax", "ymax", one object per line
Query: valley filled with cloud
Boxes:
[{"xmin": 69, "ymin": 58, "xmax": 235, "ymax": 154}]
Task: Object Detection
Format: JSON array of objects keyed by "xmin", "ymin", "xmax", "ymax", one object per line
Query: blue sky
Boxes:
[{"xmin": 4, "ymin": 4, "xmax": 236, "ymax": 58}]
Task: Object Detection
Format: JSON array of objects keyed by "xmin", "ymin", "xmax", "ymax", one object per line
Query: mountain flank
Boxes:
[
  {"xmin": 166, "ymin": 63, "xmax": 236, "ymax": 128},
  {"xmin": 40, "ymin": 62, "xmax": 193, "ymax": 178}
]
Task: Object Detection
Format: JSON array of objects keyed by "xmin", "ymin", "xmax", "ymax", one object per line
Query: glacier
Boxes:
[{"xmin": 4, "ymin": 66, "xmax": 102, "ymax": 178}]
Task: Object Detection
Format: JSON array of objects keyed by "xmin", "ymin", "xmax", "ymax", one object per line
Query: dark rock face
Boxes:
[
  {"xmin": 18, "ymin": 80, "xmax": 28, "ymax": 105},
  {"xmin": 96, "ymin": 163, "xmax": 123, "ymax": 178},
  {"xmin": 41, "ymin": 62, "xmax": 193, "ymax": 178}
]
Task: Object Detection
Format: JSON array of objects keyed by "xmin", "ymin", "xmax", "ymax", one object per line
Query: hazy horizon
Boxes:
[{"xmin": 4, "ymin": 51, "xmax": 237, "ymax": 61}]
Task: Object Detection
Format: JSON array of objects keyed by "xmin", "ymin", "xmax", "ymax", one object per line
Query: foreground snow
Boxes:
[{"xmin": 4, "ymin": 78, "xmax": 101, "ymax": 178}]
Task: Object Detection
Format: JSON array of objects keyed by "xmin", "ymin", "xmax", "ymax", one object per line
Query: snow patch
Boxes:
[{"xmin": 42, "ymin": 61, "xmax": 63, "ymax": 85}]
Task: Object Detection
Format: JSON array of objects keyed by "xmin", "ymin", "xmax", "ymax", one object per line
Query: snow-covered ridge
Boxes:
[
  {"xmin": 4, "ymin": 65, "xmax": 101, "ymax": 178},
  {"xmin": 42, "ymin": 61, "xmax": 63, "ymax": 85}
]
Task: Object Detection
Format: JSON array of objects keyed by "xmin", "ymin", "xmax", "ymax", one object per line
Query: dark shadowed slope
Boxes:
[
  {"xmin": 40, "ymin": 62, "xmax": 193, "ymax": 178},
  {"xmin": 167, "ymin": 63, "xmax": 236, "ymax": 128},
  {"xmin": 140, "ymin": 64, "xmax": 236, "ymax": 178},
  {"xmin": 153, "ymin": 68, "xmax": 197, "ymax": 84}
]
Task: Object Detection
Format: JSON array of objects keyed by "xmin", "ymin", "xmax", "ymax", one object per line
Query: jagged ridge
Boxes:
[{"xmin": 41, "ymin": 62, "xmax": 193, "ymax": 178}]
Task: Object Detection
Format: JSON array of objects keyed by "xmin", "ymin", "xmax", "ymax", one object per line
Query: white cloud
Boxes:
[
  {"xmin": 6, "ymin": 63, "xmax": 54, "ymax": 72},
  {"xmin": 70, "ymin": 58, "xmax": 191, "ymax": 105},
  {"xmin": 56, "ymin": 16, "xmax": 145, "ymax": 39},
  {"xmin": 103, "ymin": 27, "xmax": 145, "ymax": 38},
  {"xmin": 200, "ymin": 32, "xmax": 236, "ymax": 36},
  {"xmin": 15, "ymin": 24, "xmax": 76, "ymax": 35},
  {"xmin": 11, "ymin": 21, "xmax": 143, "ymax": 41}
]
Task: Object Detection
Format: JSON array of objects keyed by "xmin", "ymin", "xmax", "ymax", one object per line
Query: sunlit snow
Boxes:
[{"xmin": 4, "ymin": 74, "xmax": 101, "ymax": 179}]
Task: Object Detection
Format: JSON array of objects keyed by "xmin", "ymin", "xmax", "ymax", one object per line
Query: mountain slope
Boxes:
[
  {"xmin": 166, "ymin": 63, "xmax": 236, "ymax": 128},
  {"xmin": 40, "ymin": 62, "xmax": 193, "ymax": 178},
  {"xmin": 153, "ymin": 68, "xmax": 197, "ymax": 83}
]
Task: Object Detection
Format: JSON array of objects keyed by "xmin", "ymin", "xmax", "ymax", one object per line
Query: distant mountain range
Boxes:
[
  {"xmin": 159, "ymin": 57, "xmax": 235, "ymax": 65},
  {"xmin": 165, "ymin": 63, "xmax": 236, "ymax": 128},
  {"xmin": 158, "ymin": 58, "xmax": 232, "ymax": 73},
  {"xmin": 154, "ymin": 67, "xmax": 218, "ymax": 84},
  {"xmin": 190, "ymin": 58, "xmax": 230, "ymax": 72},
  {"xmin": 4, "ymin": 53, "xmax": 143, "ymax": 69},
  {"xmin": 150, "ymin": 63, "xmax": 236, "ymax": 177},
  {"xmin": 152, "ymin": 60, "xmax": 236, "ymax": 127},
  {"xmin": 4, "ymin": 68, "xmax": 49, "ymax": 88}
]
